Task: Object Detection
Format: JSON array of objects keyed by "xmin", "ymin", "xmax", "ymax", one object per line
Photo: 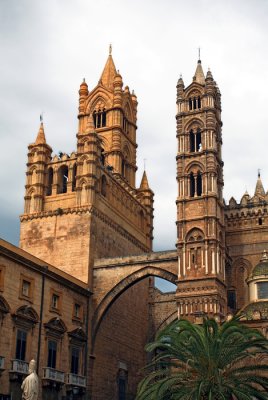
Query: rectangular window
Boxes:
[
  {"xmin": 22, "ymin": 280, "xmax": 30, "ymax": 297},
  {"xmin": 47, "ymin": 340, "xmax": 57, "ymax": 369},
  {"xmin": 257, "ymin": 282, "xmax": 268, "ymax": 299},
  {"xmin": 19, "ymin": 274, "xmax": 34, "ymax": 301},
  {"xmin": 71, "ymin": 347, "xmax": 80, "ymax": 375},
  {"xmin": 73, "ymin": 303, "xmax": 81, "ymax": 319},
  {"xmin": 16, "ymin": 329, "xmax": 27, "ymax": 360},
  {"xmin": 118, "ymin": 377, "xmax": 126, "ymax": 400},
  {"xmin": 227, "ymin": 290, "xmax": 236, "ymax": 310},
  {"xmin": 52, "ymin": 294, "xmax": 59, "ymax": 309}
]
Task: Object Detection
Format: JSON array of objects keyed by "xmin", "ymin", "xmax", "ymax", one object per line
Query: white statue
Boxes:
[{"xmin": 21, "ymin": 359, "xmax": 39, "ymax": 400}]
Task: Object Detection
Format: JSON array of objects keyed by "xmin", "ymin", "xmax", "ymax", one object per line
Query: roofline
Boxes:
[{"xmin": 0, "ymin": 238, "xmax": 92, "ymax": 296}]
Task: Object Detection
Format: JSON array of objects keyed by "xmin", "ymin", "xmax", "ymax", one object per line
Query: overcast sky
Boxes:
[{"xmin": 1, "ymin": 0, "xmax": 268, "ymax": 254}]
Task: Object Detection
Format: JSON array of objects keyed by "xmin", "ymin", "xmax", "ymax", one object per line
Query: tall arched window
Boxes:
[
  {"xmin": 188, "ymin": 96, "xmax": 201, "ymax": 111},
  {"xmin": 57, "ymin": 165, "xmax": 68, "ymax": 194},
  {"xmin": 46, "ymin": 167, "xmax": 53, "ymax": 196},
  {"xmin": 189, "ymin": 171, "xmax": 202, "ymax": 197},
  {"xmin": 189, "ymin": 128, "xmax": 202, "ymax": 152}
]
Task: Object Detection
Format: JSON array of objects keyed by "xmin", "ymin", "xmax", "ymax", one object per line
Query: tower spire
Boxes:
[
  {"xmin": 99, "ymin": 47, "xmax": 117, "ymax": 90},
  {"xmin": 254, "ymin": 170, "xmax": 265, "ymax": 197},
  {"xmin": 35, "ymin": 119, "xmax": 46, "ymax": 145},
  {"xmin": 193, "ymin": 57, "xmax": 205, "ymax": 85}
]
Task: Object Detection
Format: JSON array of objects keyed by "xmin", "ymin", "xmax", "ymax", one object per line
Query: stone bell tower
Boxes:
[
  {"xmin": 20, "ymin": 48, "xmax": 154, "ymax": 287},
  {"xmin": 175, "ymin": 59, "xmax": 226, "ymax": 319}
]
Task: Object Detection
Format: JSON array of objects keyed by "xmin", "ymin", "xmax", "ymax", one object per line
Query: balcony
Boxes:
[
  {"xmin": 42, "ymin": 367, "xmax": 65, "ymax": 384},
  {"xmin": 0, "ymin": 356, "xmax": 5, "ymax": 372},
  {"xmin": 9, "ymin": 359, "xmax": 29, "ymax": 380},
  {"xmin": 66, "ymin": 373, "xmax": 86, "ymax": 388},
  {"xmin": 10, "ymin": 359, "xmax": 29, "ymax": 374}
]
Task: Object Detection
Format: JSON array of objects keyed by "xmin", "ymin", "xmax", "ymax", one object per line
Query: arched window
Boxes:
[
  {"xmin": 189, "ymin": 171, "xmax": 202, "ymax": 197},
  {"xmin": 93, "ymin": 109, "xmax": 106, "ymax": 128},
  {"xmin": 198, "ymin": 96, "xmax": 201, "ymax": 109},
  {"xmin": 193, "ymin": 97, "xmax": 197, "ymax": 110},
  {"xmin": 197, "ymin": 171, "xmax": 202, "ymax": 196},
  {"xmin": 57, "ymin": 165, "xmax": 68, "ymax": 194},
  {"xmin": 46, "ymin": 168, "xmax": 53, "ymax": 196},
  {"xmin": 101, "ymin": 175, "xmax": 107, "ymax": 197},
  {"xmin": 190, "ymin": 172, "xmax": 195, "ymax": 197},
  {"xmin": 189, "ymin": 128, "xmax": 202, "ymax": 152},
  {"xmin": 259, "ymin": 217, "xmax": 263, "ymax": 226},
  {"xmin": 72, "ymin": 164, "xmax": 77, "ymax": 192}
]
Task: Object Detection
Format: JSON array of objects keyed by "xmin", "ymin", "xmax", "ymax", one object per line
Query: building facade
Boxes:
[{"xmin": 1, "ymin": 52, "xmax": 268, "ymax": 399}]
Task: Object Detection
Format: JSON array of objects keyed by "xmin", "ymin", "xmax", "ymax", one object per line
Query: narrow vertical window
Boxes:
[
  {"xmin": 72, "ymin": 164, "xmax": 77, "ymax": 192},
  {"xmin": 71, "ymin": 347, "xmax": 80, "ymax": 375},
  {"xmin": 190, "ymin": 173, "xmax": 195, "ymax": 197},
  {"xmin": 47, "ymin": 167, "xmax": 53, "ymax": 196},
  {"xmin": 101, "ymin": 175, "xmax": 107, "ymax": 197},
  {"xmin": 196, "ymin": 129, "xmax": 202, "ymax": 151},
  {"xmin": 198, "ymin": 96, "xmax": 201, "ymax": 109},
  {"xmin": 102, "ymin": 109, "xmax": 106, "ymax": 127},
  {"xmin": 197, "ymin": 172, "xmax": 202, "ymax": 196},
  {"xmin": 189, "ymin": 98, "xmax": 192, "ymax": 110},
  {"xmin": 16, "ymin": 329, "xmax": 27, "ymax": 360},
  {"xmin": 193, "ymin": 98, "xmax": 197, "ymax": 110},
  {"xmin": 57, "ymin": 165, "xmax": 68, "ymax": 194},
  {"xmin": 93, "ymin": 111, "xmax": 97, "ymax": 128},
  {"xmin": 227, "ymin": 290, "xmax": 237, "ymax": 310},
  {"xmin": 189, "ymin": 130, "xmax": 195, "ymax": 152},
  {"xmin": 47, "ymin": 340, "xmax": 57, "ymax": 369}
]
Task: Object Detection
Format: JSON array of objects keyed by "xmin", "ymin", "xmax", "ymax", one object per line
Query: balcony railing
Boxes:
[
  {"xmin": 10, "ymin": 359, "xmax": 29, "ymax": 374},
  {"xmin": 43, "ymin": 367, "xmax": 65, "ymax": 383},
  {"xmin": 66, "ymin": 373, "xmax": 86, "ymax": 387},
  {"xmin": 0, "ymin": 356, "xmax": 5, "ymax": 370}
]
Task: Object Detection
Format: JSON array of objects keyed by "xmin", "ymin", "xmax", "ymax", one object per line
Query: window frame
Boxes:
[{"xmin": 19, "ymin": 274, "xmax": 34, "ymax": 302}]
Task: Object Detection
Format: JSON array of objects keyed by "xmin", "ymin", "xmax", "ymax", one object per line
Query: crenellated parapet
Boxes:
[{"xmin": 225, "ymin": 175, "xmax": 268, "ymax": 229}]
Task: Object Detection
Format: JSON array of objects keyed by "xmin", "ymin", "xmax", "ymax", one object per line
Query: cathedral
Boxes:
[{"xmin": 0, "ymin": 49, "xmax": 268, "ymax": 400}]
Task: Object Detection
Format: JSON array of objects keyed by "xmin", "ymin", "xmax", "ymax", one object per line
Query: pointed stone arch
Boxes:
[
  {"xmin": 154, "ymin": 310, "xmax": 178, "ymax": 338},
  {"xmin": 185, "ymin": 161, "xmax": 204, "ymax": 174},
  {"xmin": 185, "ymin": 227, "xmax": 205, "ymax": 242},
  {"xmin": 87, "ymin": 93, "xmax": 111, "ymax": 115},
  {"xmin": 185, "ymin": 118, "xmax": 204, "ymax": 132},
  {"xmin": 92, "ymin": 266, "xmax": 177, "ymax": 348}
]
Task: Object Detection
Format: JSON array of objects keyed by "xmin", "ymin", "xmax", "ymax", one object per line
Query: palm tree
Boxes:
[{"xmin": 136, "ymin": 317, "xmax": 268, "ymax": 400}]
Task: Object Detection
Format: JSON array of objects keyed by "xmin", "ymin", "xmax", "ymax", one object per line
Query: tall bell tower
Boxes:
[
  {"xmin": 175, "ymin": 59, "xmax": 226, "ymax": 319},
  {"xmin": 20, "ymin": 48, "xmax": 154, "ymax": 286}
]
